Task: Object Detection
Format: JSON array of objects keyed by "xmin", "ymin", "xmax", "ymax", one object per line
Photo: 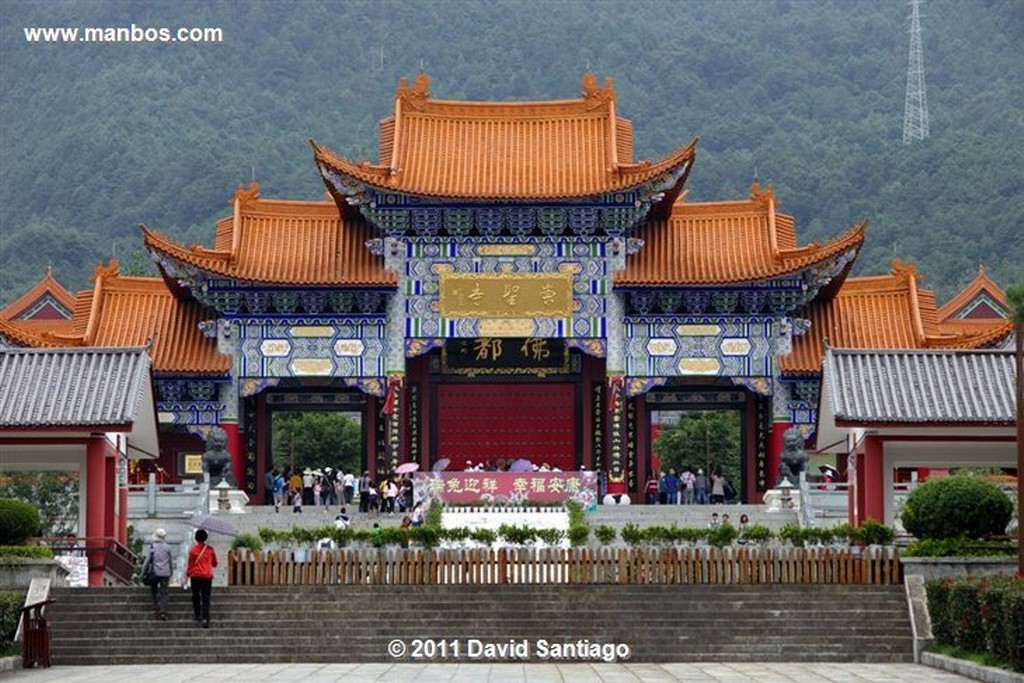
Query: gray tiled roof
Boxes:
[
  {"xmin": 0, "ymin": 347, "xmax": 151, "ymax": 427},
  {"xmin": 823, "ymin": 349, "xmax": 1016, "ymax": 424}
]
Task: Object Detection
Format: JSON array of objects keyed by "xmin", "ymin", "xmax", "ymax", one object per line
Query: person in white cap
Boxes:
[{"xmin": 143, "ymin": 528, "xmax": 174, "ymax": 620}]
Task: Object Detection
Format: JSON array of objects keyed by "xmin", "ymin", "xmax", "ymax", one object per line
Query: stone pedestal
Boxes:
[
  {"xmin": 208, "ymin": 481, "xmax": 250, "ymax": 513},
  {"xmin": 764, "ymin": 484, "xmax": 801, "ymax": 512}
]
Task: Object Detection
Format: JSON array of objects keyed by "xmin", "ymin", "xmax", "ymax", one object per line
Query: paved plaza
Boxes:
[{"xmin": 5, "ymin": 662, "xmax": 973, "ymax": 682}]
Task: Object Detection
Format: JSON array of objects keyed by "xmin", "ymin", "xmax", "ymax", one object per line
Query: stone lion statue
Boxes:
[
  {"xmin": 776, "ymin": 427, "xmax": 808, "ymax": 486},
  {"xmin": 202, "ymin": 426, "xmax": 236, "ymax": 487}
]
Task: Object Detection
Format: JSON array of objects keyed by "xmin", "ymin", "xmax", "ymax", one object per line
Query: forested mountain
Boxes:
[{"xmin": 2, "ymin": 0, "xmax": 1021, "ymax": 305}]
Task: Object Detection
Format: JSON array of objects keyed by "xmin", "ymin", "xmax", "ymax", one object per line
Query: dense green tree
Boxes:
[
  {"xmin": 270, "ymin": 412, "xmax": 362, "ymax": 474},
  {"xmin": 0, "ymin": 472, "xmax": 79, "ymax": 537},
  {"xmin": 653, "ymin": 411, "xmax": 741, "ymax": 489},
  {"xmin": 1, "ymin": 1, "xmax": 1021, "ymax": 303}
]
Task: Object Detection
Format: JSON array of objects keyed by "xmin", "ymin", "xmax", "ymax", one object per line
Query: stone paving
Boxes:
[{"xmin": 5, "ymin": 662, "xmax": 973, "ymax": 682}]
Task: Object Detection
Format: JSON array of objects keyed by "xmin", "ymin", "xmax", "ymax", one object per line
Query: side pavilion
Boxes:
[
  {"xmin": 817, "ymin": 347, "xmax": 1017, "ymax": 526},
  {"xmin": 0, "ymin": 346, "xmax": 158, "ymax": 585}
]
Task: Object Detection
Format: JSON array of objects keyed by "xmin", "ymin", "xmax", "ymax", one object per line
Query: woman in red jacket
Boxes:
[{"xmin": 186, "ymin": 529, "xmax": 218, "ymax": 628}]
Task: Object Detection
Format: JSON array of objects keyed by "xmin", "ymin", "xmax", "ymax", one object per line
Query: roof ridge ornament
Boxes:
[
  {"xmin": 890, "ymin": 257, "xmax": 919, "ymax": 283},
  {"xmin": 396, "ymin": 73, "xmax": 431, "ymax": 111},
  {"xmin": 234, "ymin": 182, "xmax": 260, "ymax": 207},
  {"xmin": 581, "ymin": 73, "xmax": 615, "ymax": 110},
  {"xmin": 91, "ymin": 259, "xmax": 120, "ymax": 284},
  {"xmin": 749, "ymin": 182, "xmax": 776, "ymax": 207}
]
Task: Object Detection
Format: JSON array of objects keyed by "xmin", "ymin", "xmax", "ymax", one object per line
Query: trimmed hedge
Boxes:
[
  {"xmin": 0, "ymin": 545, "xmax": 53, "ymax": 560},
  {"xmin": 902, "ymin": 476, "xmax": 1013, "ymax": 540},
  {"xmin": 926, "ymin": 576, "xmax": 1024, "ymax": 672},
  {"xmin": 0, "ymin": 499, "xmax": 40, "ymax": 545},
  {"xmin": 0, "ymin": 591, "xmax": 22, "ymax": 651}
]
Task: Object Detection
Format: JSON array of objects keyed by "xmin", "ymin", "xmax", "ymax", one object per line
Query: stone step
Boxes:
[{"xmin": 47, "ymin": 583, "xmax": 913, "ymax": 664}]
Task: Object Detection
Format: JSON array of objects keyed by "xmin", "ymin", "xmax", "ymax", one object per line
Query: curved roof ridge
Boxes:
[
  {"xmin": 936, "ymin": 263, "xmax": 1010, "ymax": 322},
  {"xmin": 0, "ymin": 267, "xmax": 77, "ymax": 320}
]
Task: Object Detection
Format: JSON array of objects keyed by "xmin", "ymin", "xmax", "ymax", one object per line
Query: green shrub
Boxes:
[
  {"xmin": 0, "ymin": 545, "xmax": 53, "ymax": 559},
  {"xmin": 425, "ymin": 504, "xmax": 443, "ymax": 528},
  {"xmin": 565, "ymin": 500, "xmax": 585, "ymax": 526},
  {"xmin": 620, "ymin": 523, "xmax": 643, "ymax": 547},
  {"xmin": 778, "ymin": 523, "xmax": 807, "ymax": 547},
  {"xmin": 857, "ymin": 519, "xmax": 896, "ymax": 546},
  {"xmin": 904, "ymin": 536, "xmax": 970, "ymax": 557},
  {"xmin": 0, "ymin": 591, "xmax": 23, "ymax": 650},
  {"xmin": 497, "ymin": 524, "xmax": 535, "ymax": 545},
  {"xmin": 830, "ymin": 523, "xmax": 857, "ymax": 544},
  {"xmin": 410, "ymin": 526, "xmax": 440, "ymax": 549},
  {"xmin": 1005, "ymin": 588, "xmax": 1024, "ymax": 672},
  {"xmin": 926, "ymin": 578, "xmax": 954, "ymax": 645},
  {"xmin": 979, "ymin": 578, "xmax": 1011, "ymax": 661},
  {"xmin": 642, "ymin": 525, "xmax": 670, "ymax": 546},
  {"xmin": 949, "ymin": 580, "xmax": 984, "ymax": 652},
  {"xmin": 470, "ymin": 528, "xmax": 496, "ymax": 546},
  {"xmin": 564, "ymin": 525, "xmax": 586, "ymax": 547},
  {"xmin": 542, "ymin": 528, "xmax": 569, "ymax": 546},
  {"xmin": 379, "ymin": 527, "xmax": 408, "ymax": 547},
  {"xmin": 442, "ymin": 527, "xmax": 470, "ymax": 544},
  {"xmin": 230, "ymin": 533, "xmax": 263, "ymax": 551},
  {"xmin": 707, "ymin": 524, "xmax": 738, "ymax": 548},
  {"xmin": 901, "ymin": 475, "xmax": 1013, "ymax": 540},
  {"xmin": 0, "ymin": 499, "xmax": 41, "ymax": 545},
  {"xmin": 594, "ymin": 525, "xmax": 617, "ymax": 545},
  {"xmin": 739, "ymin": 524, "xmax": 773, "ymax": 546}
]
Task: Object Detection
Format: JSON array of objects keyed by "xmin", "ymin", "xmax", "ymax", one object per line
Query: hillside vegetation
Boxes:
[{"xmin": 2, "ymin": 0, "xmax": 1021, "ymax": 305}]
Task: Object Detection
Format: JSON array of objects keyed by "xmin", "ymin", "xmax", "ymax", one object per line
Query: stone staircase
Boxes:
[{"xmin": 46, "ymin": 583, "xmax": 913, "ymax": 664}]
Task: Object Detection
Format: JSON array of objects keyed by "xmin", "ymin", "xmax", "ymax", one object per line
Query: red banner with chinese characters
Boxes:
[{"xmin": 415, "ymin": 471, "xmax": 598, "ymax": 507}]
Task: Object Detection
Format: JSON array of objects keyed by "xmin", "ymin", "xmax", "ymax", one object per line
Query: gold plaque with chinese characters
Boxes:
[{"xmin": 439, "ymin": 272, "xmax": 573, "ymax": 318}]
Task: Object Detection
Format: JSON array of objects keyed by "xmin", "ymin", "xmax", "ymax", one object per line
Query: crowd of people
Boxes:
[
  {"xmin": 263, "ymin": 465, "xmax": 420, "ymax": 516},
  {"xmin": 645, "ymin": 467, "xmax": 734, "ymax": 505}
]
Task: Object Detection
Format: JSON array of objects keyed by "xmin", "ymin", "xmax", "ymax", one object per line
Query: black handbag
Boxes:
[{"xmin": 142, "ymin": 550, "xmax": 157, "ymax": 586}]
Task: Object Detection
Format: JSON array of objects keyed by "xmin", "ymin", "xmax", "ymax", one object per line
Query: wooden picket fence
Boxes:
[{"xmin": 227, "ymin": 545, "xmax": 901, "ymax": 586}]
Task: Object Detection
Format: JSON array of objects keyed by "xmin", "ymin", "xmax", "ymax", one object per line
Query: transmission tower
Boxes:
[{"xmin": 903, "ymin": 0, "xmax": 930, "ymax": 144}]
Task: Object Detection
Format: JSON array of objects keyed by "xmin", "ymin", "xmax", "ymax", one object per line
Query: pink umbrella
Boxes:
[{"xmin": 396, "ymin": 462, "xmax": 420, "ymax": 474}]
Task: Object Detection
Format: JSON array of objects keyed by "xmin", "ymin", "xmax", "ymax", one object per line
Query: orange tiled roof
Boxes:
[
  {"xmin": 616, "ymin": 185, "xmax": 865, "ymax": 286},
  {"xmin": 0, "ymin": 318, "xmax": 60, "ymax": 347},
  {"xmin": 0, "ymin": 267, "xmax": 76, "ymax": 320},
  {"xmin": 311, "ymin": 73, "xmax": 698, "ymax": 201},
  {"xmin": 41, "ymin": 262, "xmax": 228, "ymax": 375},
  {"xmin": 782, "ymin": 259, "xmax": 1012, "ymax": 374},
  {"xmin": 143, "ymin": 185, "xmax": 394, "ymax": 287},
  {"xmin": 936, "ymin": 264, "xmax": 1010, "ymax": 322},
  {"xmin": 935, "ymin": 318, "xmax": 1015, "ymax": 348}
]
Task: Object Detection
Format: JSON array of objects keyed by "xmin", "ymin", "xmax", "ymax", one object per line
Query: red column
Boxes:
[
  {"xmin": 85, "ymin": 438, "xmax": 108, "ymax": 587},
  {"xmin": 118, "ymin": 487, "xmax": 128, "ymax": 546},
  {"xmin": 861, "ymin": 434, "xmax": 885, "ymax": 525},
  {"xmin": 104, "ymin": 455, "xmax": 115, "ymax": 539},
  {"xmin": 221, "ymin": 421, "xmax": 242, "ymax": 486}
]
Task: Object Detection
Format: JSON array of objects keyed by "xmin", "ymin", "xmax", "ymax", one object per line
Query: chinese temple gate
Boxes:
[{"xmin": 4, "ymin": 74, "xmax": 1011, "ymax": 507}]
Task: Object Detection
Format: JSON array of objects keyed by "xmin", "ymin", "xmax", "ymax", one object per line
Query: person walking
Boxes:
[
  {"xmin": 143, "ymin": 528, "xmax": 173, "ymax": 620},
  {"xmin": 695, "ymin": 469, "xmax": 708, "ymax": 505},
  {"xmin": 680, "ymin": 468, "xmax": 696, "ymax": 505},
  {"xmin": 358, "ymin": 470, "xmax": 371, "ymax": 513},
  {"xmin": 186, "ymin": 529, "xmax": 218, "ymax": 629},
  {"xmin": 263, "ymin": 468, "xmax": 276, "ymax": 506},
  {"xmin": 711, "ymin": 472, "xmax": 727, "ymax": 505}
]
